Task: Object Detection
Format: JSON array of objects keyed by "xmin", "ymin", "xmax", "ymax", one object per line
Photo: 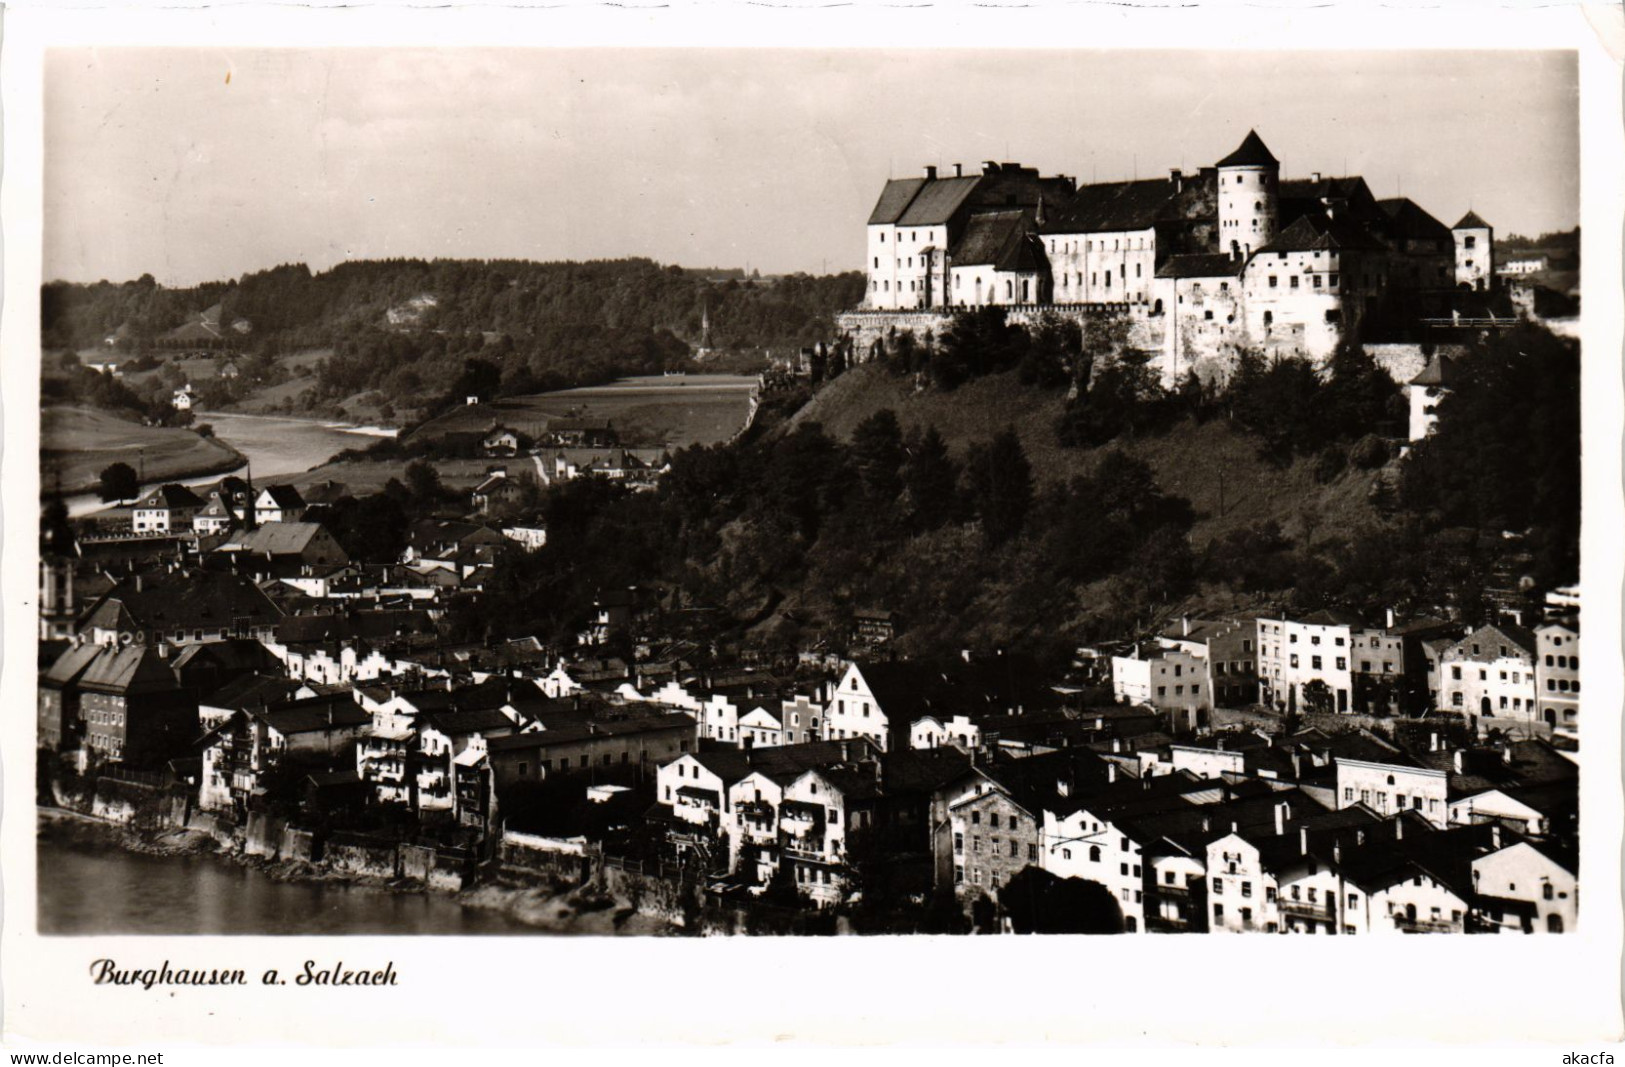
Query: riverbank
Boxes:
[
  {"xmin": 42, "ymin": 406, "xmax": 248, "ymax": 497},
  {"xmin": 36, "ymin": 806, "xmax": 673, "ymax": 936}
]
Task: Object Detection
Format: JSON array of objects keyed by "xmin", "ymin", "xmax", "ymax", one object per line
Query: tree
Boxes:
[
  {"xmin": 98, "ymin": 462, "xmax": 139, "ymax": 503},
  {"xmin": 1000, "ymin": 867, "xmax": 1125, "ymax": 934},
  {"xmin": 902, "ymin": 425, "xmax": 960, "ymax": 533},
  {"xmin": 404, "ymin": 459, "xmax": 445, "ymax": 505},
  {"xmin": 850, "ymin": 409, "xmax": 905, "ymax": 509},
  {"xmin": 965, "ymin": 428, "xmax": 1033, "ymax": 548}
]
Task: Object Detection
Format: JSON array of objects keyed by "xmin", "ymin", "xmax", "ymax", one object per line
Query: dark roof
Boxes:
[
  {"xmin": 422, "ymin": 707, "xmax": 517, "ymax": 737},
  {"xmin": 1444, "ymin": 622, "xmax": 1537, "ymax": 660},
  {"xmin": 1255, "ymin": 213, "xmax": 1383, "ymax": 255},
  {"xmin": 895, "ymin": 176, "xmax": 982, "ymax": 227},
  {"xmin": 1044, "ymin": 178, "xmax": 1181, "ymax": 235},
  {"xmin": 80, "ymin": 570, "xmax": 282, "ymax": 636},
  {"xmin": 259, "ymin": 485, "xmax": 305, "ymax": 509},
  {"xmin": 200, "ymin": 673, "xmax": 302, "ymax": 711},
  {"xmin": 137, "ymin": 484, "xmax": 205, "ymax": 510},
  {"xmin": 1377, "ymin": 198, "xmax": 1453, "ymax": 244},
  {"xmin": 951, "ymin": 209, "xmax": 1041, "ymax": 270},
  {"xmin": 486, "ymin": 711, "xmax": 696, "ymax": 751},
  {"xmin": 258, "ymin": 694, "xmax": 371, "ymax": 735},
  {"xmin": 1297, "ymin": 608, "xmax": 1367, "ymax": 628},
  {"xmin": 1453, "ymin": 210, "xmax": 1490, "ymax": 230},
  {"xmin": 1215, "ymin": 130, "xmax": 1278, "ymax": 168},
  {"xmin": 1408, "ymin": 353, "xmax": 1457, "ymax": 387},
  {"xmin": 1156, "ymin": 254, "xmax": 1244, "ymax": 280},
  {"xmin": 77, "ymin": 644, "xmax": 179, "ymax": 695},
  {"xmin": 867, "ymin": 177, "xmax": 927, "ymax": 226}
]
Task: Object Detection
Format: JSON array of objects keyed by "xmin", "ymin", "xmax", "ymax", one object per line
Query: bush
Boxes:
[
  {"xmin": 1313, "ymin": 444, "xmax": 1347, "ymax": 484},
  {"xmin": 1349, "ymin": 434, "xmax": 1390, "ymax": 470}
]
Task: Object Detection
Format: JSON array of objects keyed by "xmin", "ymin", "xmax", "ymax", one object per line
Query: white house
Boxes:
[
  {"xmin": 1438, "ymin": 623, "xmax": 1538, "ymax": 736},
  {"xmin": 1256, "ymin": 609, "xmax": 1362, "ymax": 714},
  {"xmin": 1472, "ymin": 838, "xmax": 1577, "ymax": 934},
  {"xmin": 1334, "ymin": 756, "xmax": 1448, "ymax": 828},
  {"xmin": 822, "ymin": 663, "xmax": 891, "ymax": 752}
]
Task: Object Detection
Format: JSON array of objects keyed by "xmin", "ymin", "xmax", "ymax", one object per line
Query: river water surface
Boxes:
[{"xmin": 37, "ymin": 836, "xmax": 532, "ymax": 936}]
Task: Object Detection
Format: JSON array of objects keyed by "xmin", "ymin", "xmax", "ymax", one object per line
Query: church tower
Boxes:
[{"xmin": 1216, "ymin": 130, "xmax": 1280, "ymax": 259}]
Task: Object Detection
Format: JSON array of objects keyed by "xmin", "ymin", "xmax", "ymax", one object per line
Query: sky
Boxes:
[{"xmin": 44, "ymin": 48, "xmax": 1579, "ymax": 286}]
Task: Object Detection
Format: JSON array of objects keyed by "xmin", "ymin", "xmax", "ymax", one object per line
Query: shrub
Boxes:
[
  {"xmin": 1313, "ymin": 444, "xmax": 1347, "ymax": 484},
  {"xmin": 1350, "ymin": 433, "xmax": 1390, "ymax": 470}
]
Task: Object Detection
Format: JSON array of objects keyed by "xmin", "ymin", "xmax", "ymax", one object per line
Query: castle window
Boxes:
[
  {"xmin": 1465, "ymin": 235, "xmax": 1476, "ymax": 249},
  {"xmin": 873, "ymin": 257, "xmax": 879, "ymax": 268},
  {"xmin": 1254, "ymin": 201, "xmax": 1261, "ymax": 211},
  {"xmin": 1220, "ymin": 282, "xmax": 1229, "ymax": 291},
  {"xmin": 1204, "ymin": 311, "xmax": 1213, "ymax": 321},
  {"xmin": 1236, "ymin": 175, "xmax": 1243, "ymax": 184},
  {"xmin": 1290, "ymin": 276, "xmax": 1299, "ymax": 289},
  {"xmin": 1312, "ymin": 275, "xmax": 1322, "ymax": 289},
  {"xmin": 1329, "ymin": 273, "xmax": 1339, "ymax": 289},
  {"xmin": 880, "ymin": 233, "xmax": 885, "ymax": 243},
  {"xmin": 1263, "ymin": 311, "xmax": 1273, "ymax": 326},
  {"xmin": 1269, "ymin": 276, "xmax": 1278, "ymax": 288}
]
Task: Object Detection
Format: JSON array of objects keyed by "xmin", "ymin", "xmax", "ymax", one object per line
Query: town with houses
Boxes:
[
  {"xmin": 36, "ymin": 478, "xmax": 1582, "ymax": 935},
  {"xmin": 34, "ymin": 128, "xmax": 1582, "ymax": 937}
]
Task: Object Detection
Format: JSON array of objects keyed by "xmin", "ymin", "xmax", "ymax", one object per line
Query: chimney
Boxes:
[
  {"xmin": 134, "ymin": 575, "xmax": 143, "ymax": 593},
  {"xmin": 1182, "ymin": 615, "xmax": 1191, "ymax": 637},
  {"xmin": 1112, "ymin": 737, "xmax": 1122, "ymax": 753},
  {"xmin": 840, "ymin": 741, "xmax": 850, "ymax": 762},
  {"xmin": 1395, "ymin": 817, "xmax": 1403, "ymax": 841},
  {"xmin": 1453, "ymin": 749, "xmax": 1464, "ymax": 774},
  {"xmin": 1500, "ymin": 743, "xmax": 1512, "ymax": 765},
  {"xmin": 1356, "ymin": 829, "xmax": 1365, "ymax": 846},
  {"xmin": 1274, "ymin": 802, "xmax": 1286, "ymax": 836},
  {"xmin": 1201, "ymin": 816, "xmax": 1210, "ymax": 833},
  {"xmin": 953, "ymin": 163, "xmax": 964, "ymax": 178},
  {"xmin": 1333, "ymin": 842, "xmax": 1342, "ymax": 865},
  {"xmin": 1311, "ymin": 171, "xmax": 1322, "ymax": 184},
  {"xmin": 924, "ymin": 165, "xmax": 938, "ymax": 181},
  {"xmin": 1299, "ymin": 826, "xmax": 1308, "ymax": 855},
  {"xmin": 1107, "ymin": 763, "xmax": 1118, "ymax": 784},
  {"xmin": 1094, "ymin": 716, "xmax": 1104, "ymax": 731},
  {"xmin": 1385, "ymin": 607, "xmax": 1396, "ymax": 629},
  {"xmin": 1430, "ymin": 732, "xmax": 1439, "ymax": 753},
  {"xmin": 1170, "ymin": 168, "xmax": 1183, "ymax": 191},
  {"xmin": 1490, "ymin": 825, "xmax": 1502, "ymax": 850}
]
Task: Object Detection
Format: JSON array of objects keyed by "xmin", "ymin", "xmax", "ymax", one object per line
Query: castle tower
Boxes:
[
  {"xmin": 1216, "ymin": 130, "xmax": 1280, "ymax": 259},
  {"xmin": 1452, "ymin": 210, "xmax": 1494, "ymax": 291}
]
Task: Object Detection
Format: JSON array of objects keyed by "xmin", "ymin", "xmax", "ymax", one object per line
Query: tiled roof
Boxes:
[
  {"xmin": 80, "ymin": 570, "xmax": 282, "ymax": 636},
  {"xmin": 867, "ymin": 177, "xmax": 927, "ymax": 226},
  {"xmin": 258, "ymin": 694, "xmax": 371, "ymax": 736},
  {"xmin": 78, "ymin": 644, "xmax": 178, "ymax": 695},
  {"xmin": 1377, "ymin": 198, "xmax": 1453, "ymax": 244},
  {"xmin": 896, "ymin": 176, "xmax": 982, "ymax": 227},
  {"xmin": 1453, "ymin": 210, "xmax": 1490, "ymax": 230},
  {"xmin": 1044, "ymin": 178, "xmax": 1182, "ymax": 235},
  {"xmin": 215, "ymin": 521, "xmax": 342, "ymax": 559}
]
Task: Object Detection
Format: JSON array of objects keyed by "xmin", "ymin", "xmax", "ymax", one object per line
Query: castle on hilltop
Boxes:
[{"xmin": 842, "ymin": 131, "xmax": 1496, "ymax": 383}]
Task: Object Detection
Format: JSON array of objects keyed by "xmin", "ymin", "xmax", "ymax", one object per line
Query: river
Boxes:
[
  {"xmin": 37, "ymin": 835, "xmax": 533, "ymax": 936},
  {"xmin": 64, "ymin": 411, "xmax": 395, "ymax": 518}
]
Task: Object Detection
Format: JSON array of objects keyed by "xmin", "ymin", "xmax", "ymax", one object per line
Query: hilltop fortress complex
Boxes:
[{"xmin": 836, "ymin": 131, "xmax": 1498, "ymax": 384}]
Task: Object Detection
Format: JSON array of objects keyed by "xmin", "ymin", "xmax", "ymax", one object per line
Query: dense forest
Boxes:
[
  {"xmin": 41, "ymin": 259, "xmax": 866, "ymax": 417},
  {"xmin": 311, "ymin": 310, "xmax": 1579, "ymax": 668}
]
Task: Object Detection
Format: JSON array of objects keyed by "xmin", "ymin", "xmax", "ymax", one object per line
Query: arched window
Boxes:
[{"xmin": 1089, "ymin": 846, "xmax": 1101, "ymax": 862}]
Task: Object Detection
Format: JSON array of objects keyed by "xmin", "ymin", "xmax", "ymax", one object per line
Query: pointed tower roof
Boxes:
[
  {"xmin": 1216, "ymin": 130, "xmax": 1279, "ymax": 168},
  {"xmin": 1408, "ymin": 352, "xmax": 1457, "ymax": 388},
  {"xmin": 1453, "ymin": 210, "xmax": 1490, "ymax": 230}
]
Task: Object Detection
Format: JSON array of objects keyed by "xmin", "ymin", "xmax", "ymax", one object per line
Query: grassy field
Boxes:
[
  {"xmin": 288, "ymin": 456, "xmax": 513, "ymax": 498},
  {"xmin": 790, "ymin": 364, "xmax": 1382, "ymax": 549},
  {"xmin": 41, "ymin": 407, "xmax": 244, "ymax": 495},
  {"xmin": 410, "ymin": 375, "xmax": 758, "ymax": 450}
]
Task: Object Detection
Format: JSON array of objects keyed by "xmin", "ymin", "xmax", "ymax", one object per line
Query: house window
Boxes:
[
  {"xmin": 1089, "ymin": 846, "xmax": 1100, "ymax": 862},
  {"xmin": 1213, "ymin": 878, "xmax": 1224, "ymax": 894}
]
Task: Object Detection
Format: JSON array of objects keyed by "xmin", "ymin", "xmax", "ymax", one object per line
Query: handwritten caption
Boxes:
[{"xmin": 90, "ymin": 958, "xmax": 399, "ymax": 990}]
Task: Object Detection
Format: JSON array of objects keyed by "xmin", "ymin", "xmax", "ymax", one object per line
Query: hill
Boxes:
[
  {"xmin": 410, "ymin": 375, "xmax": 758, "ymax": 451},
  {"xmin": 40, "ymin": 407, "xmax": 244, "ymax": 495},
  {"xmin": 788, "ymin": 363, "xmax": 1383, "ymax": 551}
]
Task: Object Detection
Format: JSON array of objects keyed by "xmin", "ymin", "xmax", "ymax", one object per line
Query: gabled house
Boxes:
[
  {"xmin": 132, "ymin": 484, "xmax": 205, "ymax": 535},
  {"xmin": 254, "ymin": 485, "xmax": 307, "ymax": 525}
]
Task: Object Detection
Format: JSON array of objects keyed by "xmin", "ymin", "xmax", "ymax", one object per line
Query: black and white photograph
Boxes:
[{"xmin": 4, "ymin": 3, "xmax": 1623, "ymax": 1054}]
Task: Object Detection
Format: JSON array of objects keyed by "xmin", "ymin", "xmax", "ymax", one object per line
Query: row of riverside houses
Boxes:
[
  {"xmin": 39, "ymin": 495, "xmax": 1578, "ymax": 931},
  {"xmin": 1105, "ymin": 600, "xmax": 1580, "ymax": 749}
]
